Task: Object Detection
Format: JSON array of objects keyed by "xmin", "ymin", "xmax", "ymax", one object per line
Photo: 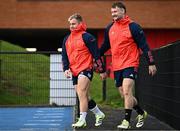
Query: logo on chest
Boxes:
[{"xmin": 111, "ymin": 31, "xmax": 115, "ymax": 35}]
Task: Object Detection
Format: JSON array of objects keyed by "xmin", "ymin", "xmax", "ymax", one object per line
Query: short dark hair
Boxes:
[{"xmin": 112, "ymin": 2, "xmax": 126, "ymax": 13}]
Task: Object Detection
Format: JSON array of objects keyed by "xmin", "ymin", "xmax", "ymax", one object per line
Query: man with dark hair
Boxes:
[
  {"xmin": 100, "ymin": 2, "xmax": 157, "ymax": 129},
  {"xmin": 112, "ymin": 2, "xmax": 126, "ymax": 13},
  {"xmin": 62, "ymin": 13, "xmax": 106, "ymax": 128}
]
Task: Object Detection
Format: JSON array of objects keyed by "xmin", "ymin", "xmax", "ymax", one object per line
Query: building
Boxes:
[{"xmin": 0, "ymin": 0, "xmax": 180, "ymax": 51}]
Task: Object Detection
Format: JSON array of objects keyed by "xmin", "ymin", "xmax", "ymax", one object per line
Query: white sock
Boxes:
[
  {"xmin": 90, "ymin": 105, "xmax": 103, "ymax": 116},
  {"xmin": 79, "ymin": 112, "xmax": 87, "ymax": 121}
]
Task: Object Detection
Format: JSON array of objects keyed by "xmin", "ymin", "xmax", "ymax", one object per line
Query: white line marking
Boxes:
[
  {"xmin": 37, "ymin": 108, "xmax": 65, "ymax": 110},
  {"xmin": 24, "ymin": 123, "xmax": 61, "ymax": 126},
  {"xmin": 34, "ymin": 113, "xmax": 63, "ymax": 115},
  {"xmin": 28, "ymin": 119, "xmax": 62, "ymax": 122},
  {"xmin": 33, "ymin": 116, "xmax": 63, "ymax": 118},
  {"xmin": 36, "ymin": 110, "xmax": 64, "ymax": 113}
]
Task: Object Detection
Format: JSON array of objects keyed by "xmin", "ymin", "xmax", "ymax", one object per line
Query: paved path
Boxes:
[
  {"xmin": 76, "ymin": 107, "xmax": 174, "ymax": 131},
  {"xmin": 0, "ymin": 107, "xmax": 73, "ymax": 131}
]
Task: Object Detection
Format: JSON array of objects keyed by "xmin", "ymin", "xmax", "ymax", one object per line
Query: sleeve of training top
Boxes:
[
  {"xmin": 62, "ymin": 35, "xmax": 70, "ymax": 72},
  {"xmin": 82, "ymin": 33, "xmax": 105, "ymax": 73},
  {"xmin": 99, "ymin": 23, "xmax": 113, "ymax": 56},
  {"xmin": 129, "ymin": 22, "xmax": 155, "ymax": 65}
]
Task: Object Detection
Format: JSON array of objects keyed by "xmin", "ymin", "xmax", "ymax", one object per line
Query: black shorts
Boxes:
[
  {"xmin": 72, "ymin": 69, "xmax": 93, "ymax": 85},
  {"xmin": 114, "ymin": 67, "xmax": 138, "ymax": 87}
]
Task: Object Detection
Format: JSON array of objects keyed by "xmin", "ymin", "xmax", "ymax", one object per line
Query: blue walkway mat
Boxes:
[{"xmin": 0, "ymin": 107, "xmax": 74, "ymax": 131}]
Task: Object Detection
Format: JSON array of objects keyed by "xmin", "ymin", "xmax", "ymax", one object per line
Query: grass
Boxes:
[
  {"xmin": 0, "ymin": 40, "xmax": 123, "ymax": 108},
  {"xmin": 0, "ymin": 40, "xmax": 50, "ymax": 105},
  {"xmin": 90, "ymin": 73, "xmax": 124, "ymax": 109}
]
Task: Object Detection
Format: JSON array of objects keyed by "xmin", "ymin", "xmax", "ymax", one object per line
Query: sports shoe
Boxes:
[
  {"xmin": 117, "ymin": 119, "xmax": 130, "ymax": 129},
  {"xmin": 95, "ymin": 113, "xmax": 105, "ymax": 126},
  {"xmin": 72, "ymin": 119, "xmax": 86, "ymax": 128},
  {"xmin": 136, "ymin": 111, "xmax": 148, "ymax": 128}
]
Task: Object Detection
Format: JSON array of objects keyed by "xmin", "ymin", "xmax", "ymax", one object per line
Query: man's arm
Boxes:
[
  {"xmin": 130, "ymin": 22, "xmax": 155, "ymax": 65},
  {"xmin": 82, "ymin": 33, "xmax": 105, "ymax": 73},
  {"xmin": 62, "ymin": 35, "xmax": 70, "ymax": 72},
  {"xmin": 130, "ymin": 22, "xmax": 157, "ymax": 76},
  {"xmin": 99, "ymin": 23, "xmax": 113, "ymax": 56}
]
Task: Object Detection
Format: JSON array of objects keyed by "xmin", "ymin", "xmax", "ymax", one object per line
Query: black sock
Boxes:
[
  {"xmin": 133, "ymin": 105, "xmax": 144, "ymax": 115},
  {"xmin": 88, "ymin": 99, "xmax": 97, "ymax": 110},
  {"xmin": 76, "ymin": 96, "xmax": 80, "ymax": 118},
  {"xmin": 125, "ymin": 109, "xmax": 132, "ymax": 122}
]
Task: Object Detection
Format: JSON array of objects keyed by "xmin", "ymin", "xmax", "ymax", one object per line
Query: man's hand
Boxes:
[
  {"xmin": 64, "ymin": 69, "xmax": 72, "ymax": 78},
  {"xmin": 149, "ymin": 65, "xmax": 157, "ymax": 76},
  {"xmin": 100, "ymin": 72, "xmax": 107, "ymax": 80}
]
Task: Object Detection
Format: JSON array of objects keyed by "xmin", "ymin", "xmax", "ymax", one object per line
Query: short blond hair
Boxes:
[{"xmin": 68, "ymin": 13, "xmax": 83, "ymax": 23}]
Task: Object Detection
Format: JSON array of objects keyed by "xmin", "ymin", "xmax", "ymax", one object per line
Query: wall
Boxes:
[
  {"xmin": 136, "ymin": 40, "xmax": 180, "ymax": 129},
  {"xmin": 0, "ymin": 0, "xmax": 180, "ymax": 29},
  {"xmin": 145, "ymin": 29, "xmax": 180, "ymax": 49}
]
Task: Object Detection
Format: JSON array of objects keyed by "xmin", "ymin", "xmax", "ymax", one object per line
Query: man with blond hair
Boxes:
[{"xmin": 62, "ymin": 13, "xmax": 106, "ymax": 128}]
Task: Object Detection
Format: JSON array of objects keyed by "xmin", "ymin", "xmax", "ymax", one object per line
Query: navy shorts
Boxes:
[
  {"xmin": 72, "ymin": 69, "xmax": 93, "ymax": 85},
  {"xmin": 114, "ymin": 67, "xmax": 138, "ymax": 87}
]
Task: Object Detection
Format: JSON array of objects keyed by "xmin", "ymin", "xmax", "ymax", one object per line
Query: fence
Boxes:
[
  {"xmin": 0, "ymin": 51, "xmax": 76, "ymax": 106},
  {"xmin": 136, "ymin": 40, "xmax": 180, "ymax": 129}
]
